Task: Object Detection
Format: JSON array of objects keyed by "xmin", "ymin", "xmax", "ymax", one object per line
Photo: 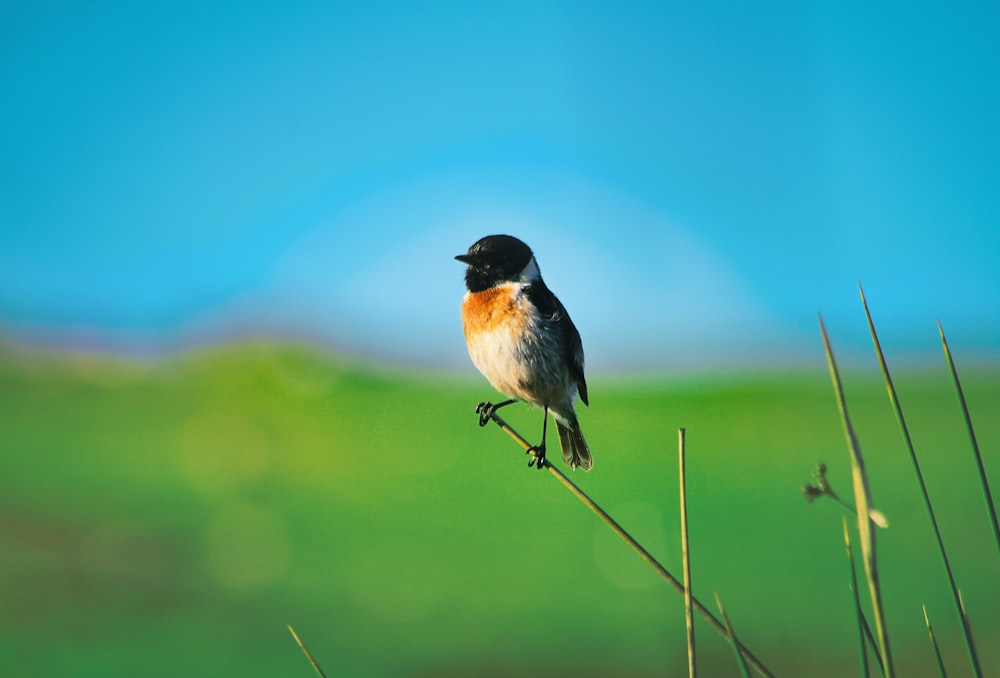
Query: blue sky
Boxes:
[{"xmin": 2, "ymin": 2, "xmax": 997, "ymax": 371}]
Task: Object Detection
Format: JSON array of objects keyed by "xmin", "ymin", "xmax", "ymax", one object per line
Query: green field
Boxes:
[{"xmin": 1, "ymin": 342, "xmax": 998, "ymax": 677}]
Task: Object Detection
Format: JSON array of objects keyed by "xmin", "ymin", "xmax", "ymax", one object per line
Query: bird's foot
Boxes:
[
  {"xmin": 475, "ymin": 399, "xmax": 515, "ymax": 427},
  {"xmin": 527, "ymin": 444, "xmax": 547, "ymax": 469},
  {"xmin": 476, "ymin": 401, "xmax": 495, "ymax": 427}
]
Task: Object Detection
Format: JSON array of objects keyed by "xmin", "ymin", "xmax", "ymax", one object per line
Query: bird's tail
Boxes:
[{"xmin": 556, "ymin": 419, "xmax": 593, "ymax": 471}]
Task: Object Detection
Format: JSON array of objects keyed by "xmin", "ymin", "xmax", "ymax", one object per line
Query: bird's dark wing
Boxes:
[{"xmin": 527, "ymin": 281, "xmax": 589, "ymax": 406}]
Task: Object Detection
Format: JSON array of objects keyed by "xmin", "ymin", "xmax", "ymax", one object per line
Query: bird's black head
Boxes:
[{"xmin": 455, "ymin": 235, "xmax": 537, "ymax": 292}]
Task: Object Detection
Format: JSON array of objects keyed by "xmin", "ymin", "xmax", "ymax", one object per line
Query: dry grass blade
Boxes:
[
  {"xmin": 288, "ymin": 625, "xmax": 328, "ymax": 678},
  {"xmin": 923, "ymin": 605, "xmax": 948, "ymax": 678},
  {"xmin": 939, "ymin": 320, "xmax": 1000, "ymax": 560},
  {"xmin": 679, "ymin": 428, "xmax": 696, "ymax": 678},
  {"xmin": 861, "ymin": 615, "xmax": 885, "ymax": 677},
  {"xmin": 715, "ymin": 592, "xmax": 751, "ymax": 678},
  {"xmin": 819, "ymin": 314, "xmax": 894, "ymax": 678},
  {"xmin": 844, "ymin": 517, "xmax": 871, "ymax": 678},
  {"xmin": 482, "ymin": 409, "xmax": 774, "ymax": 678},
  {"xmin": 843, "ymin": 516, "xmax": 886, "ymax": 676},
  {"xmin": 860, "ymin": 286, "xmax": 981, "ymax": 676}
]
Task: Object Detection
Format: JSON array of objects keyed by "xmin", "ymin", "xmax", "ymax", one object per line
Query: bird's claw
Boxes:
[
  {"xmin": 527, "ymin": 445, "xmax": 547, "ymax": 469},
  {"xmin": 476, "ymin": 401, "xmax": 494, "ymax": 427}
]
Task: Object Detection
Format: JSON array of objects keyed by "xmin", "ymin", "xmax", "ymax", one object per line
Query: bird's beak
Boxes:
[{"xmin": 455, "ymin": 254, "xmax": 475, "ymax": 265}]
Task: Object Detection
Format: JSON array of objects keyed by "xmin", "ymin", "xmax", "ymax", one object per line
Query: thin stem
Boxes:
[
  {"xmin": 923, "ymin": 605, "xmax": 948, "ymax": 678},
  {"xmin": 679, "ymin": 428, "xmax": 696, "ymax": 678},
  {"xmin": 716, "ymin": 592, "xmax": 752, "ymax": 678},
  {"xmin": 939, "ymin": 320, "xmax": 1000, "ymax": 560},
  {"xmin": 288, "ymin": 625, "xmax": 328, "ymax": 678},
  {"xmin": 861, "ymin": 604, "xmax": 887, "ymax": 676},
  {"xmin": 843, "ymin": 517, "xmax": 870, "ymax": 678},
  {"xmin": 860, "ymin": 286, "xmax": 980, "ymax": 677},
  {"xmin": 958, "ymin": 590, "xmax": 980, "ymax": 676},
  {"xmin": 483, "ymin": 410, "xmax": 775, "ymax": 678}
]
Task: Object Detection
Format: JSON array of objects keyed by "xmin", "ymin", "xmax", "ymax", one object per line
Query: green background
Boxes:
[{"xmin": 2, "ymin": 343, "xmax": 998, "ymax": 676}]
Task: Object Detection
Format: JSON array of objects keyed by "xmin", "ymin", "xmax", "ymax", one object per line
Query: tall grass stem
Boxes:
[
  {"xmin": 843, "ymin": 517, "xmax": 871, "ymax": 678},
  {"xmin": 679, "ymin": 428, "xmax": 696, "ymax": 678},
  {"xmin": 939, "ymin": 320, "xmax": 1000, "ymax": 560},
  {"xmin": 819, "ymin": 314, "xmax": 894, "ymax": 678},
  {"xmin": 860, "ymin": 286, "xmax": 981, "ymax": 676}
]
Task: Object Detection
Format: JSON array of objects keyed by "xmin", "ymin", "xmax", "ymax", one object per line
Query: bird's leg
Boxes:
[
  {"xmin": 527, "ymin": 406, "xmax": 549, "ymax": 469},
  {"xmin": 476, "ymin": 399, "xmax": 516, "ymax": 427}
]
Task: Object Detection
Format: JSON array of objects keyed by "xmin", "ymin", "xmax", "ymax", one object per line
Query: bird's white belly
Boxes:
[{"xmin": 466, "ymin": 321, "xmax": 539, "ymax": 403}]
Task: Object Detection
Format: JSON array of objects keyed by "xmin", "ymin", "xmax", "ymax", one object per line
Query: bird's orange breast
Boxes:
[{"xmin": 461, "ymin": 285, "xmax": 527, "ymax": 339}]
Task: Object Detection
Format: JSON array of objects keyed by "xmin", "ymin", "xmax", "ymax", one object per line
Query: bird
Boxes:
[{"xmin": 455, "ymin": 234, "xmax": 592, "ymax": 471}]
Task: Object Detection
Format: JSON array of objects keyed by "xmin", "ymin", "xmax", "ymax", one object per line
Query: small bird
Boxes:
[{"xmin": 456, "ymin": 235, "xmax": 592, "ymax": 471}]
